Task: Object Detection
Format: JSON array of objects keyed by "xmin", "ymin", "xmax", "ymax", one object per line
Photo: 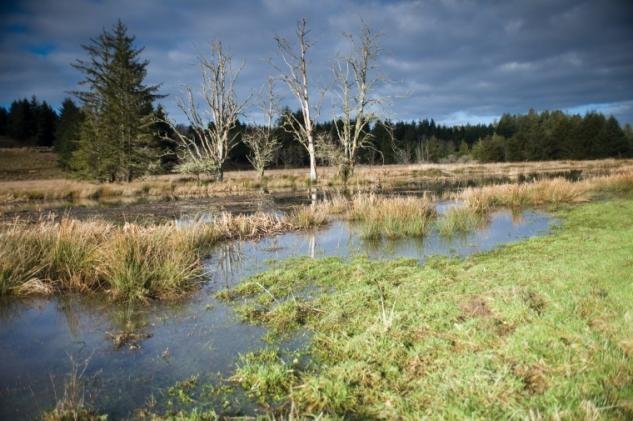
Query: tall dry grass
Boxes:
[
  {"xmin": 344, "ymin": 194, "xmax": 436, "ymax": 239},
  {"xmin": 2, "ymin": 157, "xmax": 632, "ymax": 205},
  {"xmin": 436, "ymin": 206, "xmax": 487, "ymax": 237},
  {"xmin": 2, "ymin": 170, "xmax": 632, "ymax": 300},
  {"xmin": 0, "ymin": 211, "xmax": 322, "ymax": 301},
  {"xmin": 458, "ymin": 172, "xmax": 633, "ymax": 212}
]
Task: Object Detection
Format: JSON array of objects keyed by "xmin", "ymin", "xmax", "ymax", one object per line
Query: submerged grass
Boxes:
[
  {"xmin": 218, "ymin": 198, "xmax": 633, "ymax": 418},
  {"xmin": 41, "ymin": 355, "xmax": 104, "ymax": 421}
]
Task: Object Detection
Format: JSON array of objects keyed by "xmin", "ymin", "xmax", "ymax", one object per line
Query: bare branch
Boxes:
[
  {"xmin": 243, "ymin": 78, "xmax": 280, "ymax": 180},
  {"xmin": 331, "ymin": 22, "xmax": 384, "ymax": 181},
  {"xmin": 159, "ymin": 42, "xmax": 249, "ymax": 180}
]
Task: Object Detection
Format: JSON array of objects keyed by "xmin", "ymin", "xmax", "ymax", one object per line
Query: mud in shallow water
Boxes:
[
  {"xmin": 0, "ymin": 172, "xmax": 585, "ymax": 224},
  {"xmin": 0, "ymin": 207, "xmax": 555, "ymax": 418}
]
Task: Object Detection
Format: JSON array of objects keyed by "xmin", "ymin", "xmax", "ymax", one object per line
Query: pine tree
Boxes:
[
  {"xmin": 71, "ymin": 20, "xmax": 161, "ymax": 181},
  {"xmin": 8, "ymin": 98, "xmax": 35, "ymax": 144},
  {"xmin": 54, "ymin": 98, "xmax": 84, "ymax": 169},
  {"xmin": 34, "ymin": 101, "xmax": 58, "ymax": 147},
  {"xmin": 152, "ymin": 105, "xmax": 178, "ymax": 172},
  {"xmin": 0, "ymin": 106, "xmax": 8, "ymax": 137}
]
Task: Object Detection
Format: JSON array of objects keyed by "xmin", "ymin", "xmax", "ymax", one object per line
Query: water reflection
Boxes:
[{"xmin": 206, "ymin": 208, "xmax": 554, "ymax": 294}]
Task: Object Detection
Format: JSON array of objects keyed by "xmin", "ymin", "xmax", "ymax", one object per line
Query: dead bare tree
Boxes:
[
  {"xmin": 332, "ymin": 23, "xmax": 383, "ymax": 182},
  {"xmin": 273, "ymin": 18, "xmax": 319, "ymax": 183},
  {"xmin": 243, "ymin": 78, "xmax": 280, "ymax": 181},
  {"xmin": 160, "ymin": 42, "xmax": 248, "ymax": 181}
]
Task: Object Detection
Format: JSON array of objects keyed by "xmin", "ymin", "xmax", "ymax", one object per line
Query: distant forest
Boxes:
[{"xmin": 1, "ymin": 96, "xmax": 632, "ymax": 170}]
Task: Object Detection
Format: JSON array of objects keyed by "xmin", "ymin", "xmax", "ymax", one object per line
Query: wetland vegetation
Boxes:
[
  {"xmin": 1, "ymin": 160, "xmax": 632, "ymax": 419},
  {"xmin": 1, "ymin": 7, "xmax": 633, "ymax": 420}
]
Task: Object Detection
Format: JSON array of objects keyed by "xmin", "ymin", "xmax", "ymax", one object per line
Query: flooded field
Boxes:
[
  {"xmin": 0, "ymin": 205, "xmax": 555, "ymax": 418},
  {"xmin": 0, "ymin": 171, "xmax": 584, "ymax": 224}
]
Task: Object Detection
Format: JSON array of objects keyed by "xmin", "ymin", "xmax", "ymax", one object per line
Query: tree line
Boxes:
[
  {"xmin": 1, "ymin": 20, "xmax": 632, "ymax": 183},
  {"xmin": 471, "ymin": 110, "xmax": 633, "ymax": 162},
  {"xmin": 0, "ymin": 97, "xmax": 58, "ymax": 147}
]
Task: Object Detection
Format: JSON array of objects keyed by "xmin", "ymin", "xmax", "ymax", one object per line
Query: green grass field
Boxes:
[{"xmin": 218, "ymin": 198, "xmax": 633, "ymax": 418}]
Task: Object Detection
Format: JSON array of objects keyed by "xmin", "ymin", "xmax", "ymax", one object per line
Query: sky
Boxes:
[{"xmin": 1, "ymin": 0, "xmax": 632, "ymax": 126}]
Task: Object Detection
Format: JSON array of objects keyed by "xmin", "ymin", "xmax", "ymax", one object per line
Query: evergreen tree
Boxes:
[
  {"xmin": 578, "ymin": 112, "xmax": 606, "ymax": 160},
  {"xmin": 472, "ymin": 134, "xmax": 506, "ymax": 162},
  {"xmin": 8, "ymin": 98, "xmax": 35, "ymax": 143},
  {"xmin": 458, "ymin": 140, "xmax": 470, "ymax": 156},
  {"xmin": 0, "ymin": 106, "xmax": 8, "ymax": 136},
  {"xmin": 623, "ymin": 124, "xmax": 633, "ymax": 150},
  {"xmin": 600, "ymin": 116, "xmax": 631, "ymax": 158},
  {"xmin": 152, "ymin": 105, "xmax": 178, "ymax": 172},
  {"xmin": 54, "ymin": 98, "xmax": 84, "ymax": 169},
  {"xmin": 71, "ymin": 20, "xmax": 161, "ymax": 181},
  {"xmin": 34, "ymin": 101, "xmax": 57, "ymax": 147}
]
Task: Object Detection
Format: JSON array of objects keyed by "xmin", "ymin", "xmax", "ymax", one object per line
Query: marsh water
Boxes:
[
  {"xmin": 0, "ymin": 171, "xmax": 583, "ymax": 224},
  {"xmin": 0, "ymin": 202, "xmax": 556, "ymax": 419}
]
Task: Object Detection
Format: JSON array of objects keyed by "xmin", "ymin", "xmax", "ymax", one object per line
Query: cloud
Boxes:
[
  {"xmin": 0, "ymin": 0, "xmax": 632, "ymax": 125},
  {"xmin": 499, "ymin": 61, "xmax": 536, "ymax": 72}
]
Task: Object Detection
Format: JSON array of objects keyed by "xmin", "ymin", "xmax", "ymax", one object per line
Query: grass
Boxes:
[
  {"xmin": 436, "ymin": 206, "xmax": 486, "ymax": 237},
  {"xmin": 342, "ymin": 194, "xmax": 436, "ymax": 239},
  {"xmin": 0, "ymin": 212, "xmax": 321, "ymax": 301},
  {"xmin": 41, "ymin": 355, "xmax": 104, "ymax": 421},
  {"xmin": 458, "ymin": 172, "xmax": 633, "ymax": 212},
  {"xmin": 288, "ymin": 203, "xmax": 330, "ymax": 229},
  {"xmin": 217, "ymin": 198, "xmax": 633, "ymax": 418},
  {"xmin": 3, "ymin": 170, "xmax": 633, "ymax": 301},
  {"xmin": 0, "ymin": 147, "xmax": 66, "ymax": 181}
]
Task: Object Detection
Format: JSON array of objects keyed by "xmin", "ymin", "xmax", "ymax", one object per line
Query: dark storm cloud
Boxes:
[{"xmin": 1, "ymin": 0, "xmax": 632, "ymax": 125}]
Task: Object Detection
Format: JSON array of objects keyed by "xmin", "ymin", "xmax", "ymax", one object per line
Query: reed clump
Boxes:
[
  {"xmin": 0, "ymin": 219, "xmax": 202, "ymax": 300},
  {"xmin": 289, "ymin": 203, "xmax": 331, "ymax": 229},
  {"xmin": 436, "ymin": 206, "xmax": 487, "ymax": 237},
  {"xmin": 346, "ymin": 194, "xmax": 436, "ymax": 239},
  {"xmin": 0, "ymin": 211, "xmax": 319, "ymax": 301},
  {"xmin": 460, "ymin": 177, "xmax": 589, "ymax": 212},
  {"xmin": 587, "ymin": 172, "xmax": 633, "ymax": 194},
  {"xmin": 459, "ymin": 171, "xmax": 633, "ymax": 213}
]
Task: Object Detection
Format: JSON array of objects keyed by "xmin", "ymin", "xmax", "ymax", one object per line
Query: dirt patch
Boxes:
[
  {"xmin": 459, "ymin": 296, "xmax": 492, "ymax": 318},
  {"xmin": 521, "ymin": 289, "xmax": 547, "ymax": 315},
  {"xmin": 514, "ymin": 362, "xmax": 548, "ymax": 394},
  {"xmin": 494, "ymin": 318, "xmax": 516, "ymax": 336}
]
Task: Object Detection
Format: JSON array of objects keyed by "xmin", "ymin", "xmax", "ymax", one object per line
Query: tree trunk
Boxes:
[{"xmin": 307, "ymin": 138, "xmax": 318, "ymax": 183}]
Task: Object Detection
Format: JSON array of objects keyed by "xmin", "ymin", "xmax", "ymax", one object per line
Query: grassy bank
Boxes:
[
  {"xmin": 219, "ymin": 198, "xmax": 633, "ymax": 418},
  {"xmin": 0, "ymin": 211, "xmax": 324, "ymax": 301},
  {"xmin": 328, "ymin": 171, "xmax": 633, "ymax": 239}
]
